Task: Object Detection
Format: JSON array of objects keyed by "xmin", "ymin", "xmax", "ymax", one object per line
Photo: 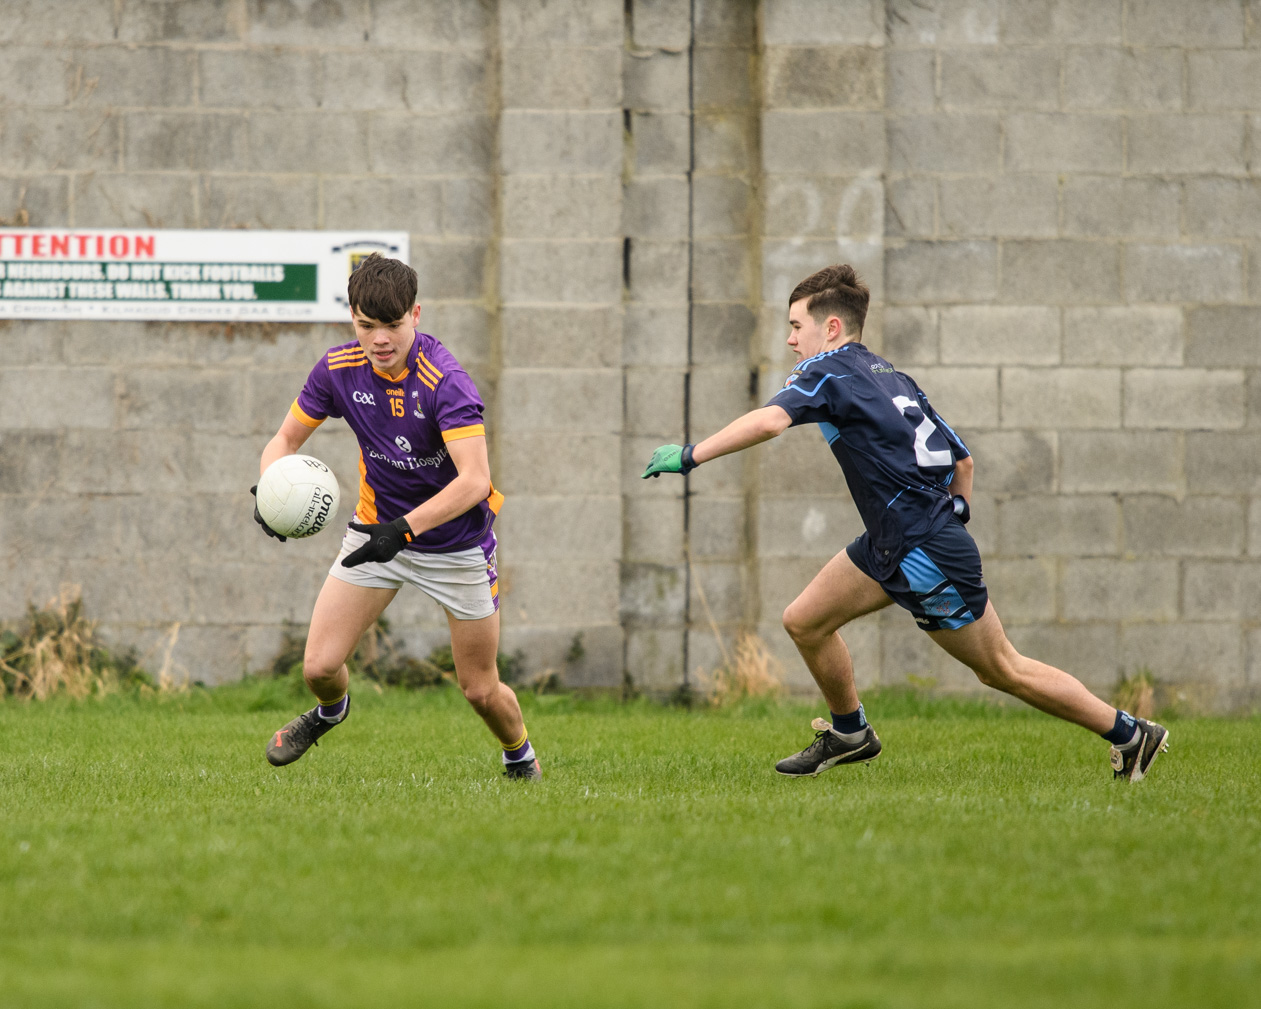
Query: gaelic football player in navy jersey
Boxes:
[
  {"xmin": 253, "ymin": 254, "xmax": 540, "ymax": 779},
  {"xmin": 644, "ymin": 265, "xmax": 1168, "ymax": 782}
]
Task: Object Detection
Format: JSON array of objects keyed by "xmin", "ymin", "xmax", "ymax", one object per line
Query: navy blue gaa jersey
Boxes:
[{"xmin": 766, "ymin": 342, "xmax": 970, "ymax": 581}]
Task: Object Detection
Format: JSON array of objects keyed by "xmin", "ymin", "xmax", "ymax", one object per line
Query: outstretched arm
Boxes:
[
  {"xmin": 693, "ymin": 406, "xmax": 792, "ymax": 464},
  {"xmin": 642, "ymin": 406, "xmax": 792, "ymax": 478}
]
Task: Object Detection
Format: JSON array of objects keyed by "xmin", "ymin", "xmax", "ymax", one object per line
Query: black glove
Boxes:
[
  {"xmin": 952, "ymin": 495, "xmax": 971, "ymax": 524},
  {"xmin": 250, "ymin": 485, "xmax": 286, "ymax": 542},
  {"xmin": 341, "ymin": 517, "xmax": 414, "ymax": 568}
]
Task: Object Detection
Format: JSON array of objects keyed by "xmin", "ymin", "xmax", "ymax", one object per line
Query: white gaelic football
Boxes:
[{"xmin": 256, "ymin": 455, "xmax": 341, "ymax": 538}]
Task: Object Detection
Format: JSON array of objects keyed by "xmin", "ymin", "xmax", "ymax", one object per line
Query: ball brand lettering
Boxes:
[
  {"xmin": 352, "ymin": 390, "xmax": 376, "ymax": 406},
  {"xmin": 300, "ymin": 457, "xmax": 330, "ymax": 471},
  {"xmin": 300, "ymin": 491, "xmax": 335, "ymax": 534}
]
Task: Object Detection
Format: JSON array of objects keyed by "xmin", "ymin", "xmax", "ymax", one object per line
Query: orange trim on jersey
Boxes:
[
  {"xmin": 490, "ymin": 582, "xmax": 499, "ymax": 598},
  {"xmin": 486, "ymin": 482, "xmax": 504, "ymax": 515},
  {"xmin": 329, "ymin": 360, "xmax": 369, "ymax": 371},
  {"xmin": 416, "ymin": 352, "xmax": 444, "ymax": 382},
  {"xmin": 372, "ymin": 365, "xmax": 410, "ymax": 381},
  {"xmin": 416, "ymin": 371, "xmax": 436, "ymax": 391},
  {"xmin": 356, "ymin": 450, "xmax": 378, "ymax": 524},
  {"xmin": 328, "ymin": 347, "xmax": 366, "ymax": 360},
  {"xmin": 441, "ymin": 424, "xmax": 485, "ymax": 443},
  {"xmin": 289, "ymin": 400, "xmax": 326, "ymax": 429}
]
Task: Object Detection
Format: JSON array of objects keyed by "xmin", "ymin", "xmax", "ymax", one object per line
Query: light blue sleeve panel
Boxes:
[{"xmin": 767, "ymin": 354, "xmax": 854, "ymax": 427}]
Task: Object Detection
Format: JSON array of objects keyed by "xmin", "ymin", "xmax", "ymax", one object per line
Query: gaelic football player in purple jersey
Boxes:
[{"xmin": 253, "ymin": 254, "xmax": 540, "ymax": 779}]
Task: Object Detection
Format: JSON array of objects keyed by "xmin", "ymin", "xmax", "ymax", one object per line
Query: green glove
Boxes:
[{"xmin": 642, "ymin": 443, "xmax": 697, "ymax": 478}]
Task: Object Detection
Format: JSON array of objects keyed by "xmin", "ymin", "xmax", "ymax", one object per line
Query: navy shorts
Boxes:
[{"xmin": 846, "ymin": 520, "xmax": 988, "ymax": 632}]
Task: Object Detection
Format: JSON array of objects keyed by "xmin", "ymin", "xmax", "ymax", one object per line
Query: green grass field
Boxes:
[{"xmin": 1, "ymin": 679, "xmax": 1258, "ymax": 1008}]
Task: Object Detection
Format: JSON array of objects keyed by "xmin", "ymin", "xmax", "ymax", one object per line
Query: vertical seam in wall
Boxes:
[
  {"xmin": 682, "ymin": 0, "xmax": 697, "ymax": 688},
  {"xmin": 745, "ymin": 9, "xmax": 765, "ymax": 634},
  {"xmin": 486, "ymin": 0, "xmax": 503, "ymax": 489}
]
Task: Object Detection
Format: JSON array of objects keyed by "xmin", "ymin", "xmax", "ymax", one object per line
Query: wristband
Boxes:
[{"xmin": 681, "ymin": 444, "xmax": 697, "ymax": 474}]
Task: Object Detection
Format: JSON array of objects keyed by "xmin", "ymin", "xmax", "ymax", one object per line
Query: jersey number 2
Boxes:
[{"xmin": 892, "ymin": 395, "xmax": 953, "ymax": 469}]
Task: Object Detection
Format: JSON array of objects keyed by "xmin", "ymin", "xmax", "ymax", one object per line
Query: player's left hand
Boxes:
[
  {"xmin": 642, "ymin": 444, "xmax": 696, "ymax": 478},
  {"xmin": 250, "ymin": 485, "xmax": 287, "ymax": 542},
  {"xmin": 341, "ymin": 517, "xmax": 414, "ymax": 567}
]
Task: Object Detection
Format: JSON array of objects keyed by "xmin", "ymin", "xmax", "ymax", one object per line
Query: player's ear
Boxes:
[{"xmin": 411, "ymin": 303, "xmax": 421, "ymax": 326}]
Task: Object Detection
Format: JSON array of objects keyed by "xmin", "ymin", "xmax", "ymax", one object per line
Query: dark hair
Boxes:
[
  {"xmin": 346, "ymin": 253, "xmax": 418, "ymax": 323},
  {"xmin": 788, "ymin": 264, "xmax": 869, "ymax": 337}
]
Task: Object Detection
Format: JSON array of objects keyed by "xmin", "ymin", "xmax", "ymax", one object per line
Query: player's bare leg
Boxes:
[
  {"xmin": 447, "ymin": 609, "xmax": 539, "ymax": 778},
  {"xmin": 927, "ymin": 603, "xmax": 1115, "ymax": 733},
  {"xmin": 265, "ymin": 577, "xmax": 395, "ymax": 766},
  {"xmin": 929, "ymin": 604, "xmax": 1170, "ymax": 780},
  {"xmin": 304, "ymin": 577, "xmax": 398, "ymax": 703},
  {"xmin": 781, "ymin": 549, "xmax": 893, "ymax": 712},
  {"xmin": 775, "ymin": 549, "xmax": 893, "ymax": 776}
]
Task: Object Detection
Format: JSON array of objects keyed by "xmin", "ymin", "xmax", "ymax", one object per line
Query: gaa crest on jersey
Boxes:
[{"xmin": 784, "ymin": 368, "xmax": 804, "ymax": 389}]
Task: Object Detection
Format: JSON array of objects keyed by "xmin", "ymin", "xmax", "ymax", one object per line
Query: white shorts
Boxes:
[{"xmin": 329, "ymin": 528, "xmax": 499, "ymax": 621}]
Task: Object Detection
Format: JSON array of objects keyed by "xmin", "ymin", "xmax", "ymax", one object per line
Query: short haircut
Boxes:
[
  {"xmin": 347, "ymin": 253, "xmax": 418, "ymax": 323},
  {"xmin": 789, "ymin": 264, "xmax": 870, "ymax": 337}
]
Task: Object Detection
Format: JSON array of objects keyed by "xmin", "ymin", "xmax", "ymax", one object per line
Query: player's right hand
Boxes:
[
  {"xmin": 641, "ymin": 444, "xmax": 696, "ymax": 478},
  {"xmin": 250, "ymin": 485, "xmax": 287, "ymax": 542}
]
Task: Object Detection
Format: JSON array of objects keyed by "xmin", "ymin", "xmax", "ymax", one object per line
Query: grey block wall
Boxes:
[{"xmin": 1, "ymin": 0, "xmax": 1260, "ymax": 710}]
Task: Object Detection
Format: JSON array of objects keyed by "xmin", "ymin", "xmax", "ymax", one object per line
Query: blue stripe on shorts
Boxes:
[{"xmin": 846, "ymin": 519, "xmax": 988, "ymax": 633}]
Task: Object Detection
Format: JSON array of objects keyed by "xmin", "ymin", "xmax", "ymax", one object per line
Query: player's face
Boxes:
[
  {"xmin": 351, "ymin": 303, "xmax": 420, "ymax": 377},
  {"xmin": 786, "ymin": 299, "xmax": 838, "ymax": 360}
]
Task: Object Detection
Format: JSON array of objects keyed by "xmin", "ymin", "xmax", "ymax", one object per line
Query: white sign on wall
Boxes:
[{"xmin": 0, "ymin": 230, "xmax": 409, "ymax": 322}]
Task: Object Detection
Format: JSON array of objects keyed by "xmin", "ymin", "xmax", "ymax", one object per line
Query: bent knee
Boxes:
[
  {"xmin": 302, "ymin": 653, "xmax": 343, "ymax": 687},
  {"xmin": 782, "ymin": 603, "xmax": 829, "ymax": 646},
  {"xmin": 781, "ymin": 603, "xmax": 808, "ymax": 641},
  {"xmin": 971, "ymin": 656, "xmax": 1021, "ymax": 691},
  {"xmin": 461, "ymin": 682, "xmax": 498, "ymax": 711}
]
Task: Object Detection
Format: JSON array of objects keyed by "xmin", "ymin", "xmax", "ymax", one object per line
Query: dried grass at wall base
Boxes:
[
  {"xmin": 693, "ymin": 632, "xmax": 786, "ymax": 707},
  {"xmin": 0, "ymin": 585, "xmax": 183, "ymax": 700}
]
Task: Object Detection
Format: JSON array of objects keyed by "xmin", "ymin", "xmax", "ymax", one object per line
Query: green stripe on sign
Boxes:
[{"xmin": 254, "ymin": 264, "xmax": 317, "ymax": 301}]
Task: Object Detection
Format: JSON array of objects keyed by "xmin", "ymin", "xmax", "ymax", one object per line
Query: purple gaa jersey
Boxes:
[{"xmin": 290, "ymin": 331, "xmax": 503, "ymax": 554}]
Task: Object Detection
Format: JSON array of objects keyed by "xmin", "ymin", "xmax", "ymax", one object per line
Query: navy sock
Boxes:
[
  {"xmin": 318, "ymin": 695, "xmax": 348, "ymax": 722},
  {"xmin": 831, "ymin": 704, "xmax": 867, "ymax": 735},
  {"xmin": 1102, "ymin": 709, "xmax": 1138, "ymax": 745}
]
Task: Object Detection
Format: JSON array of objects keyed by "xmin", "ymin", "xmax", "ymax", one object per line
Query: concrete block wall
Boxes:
[
  {"xmin": 1, "ymin": 0, "xmax": 1260, "ymax": 708},
  {"xmin": 0, "ymin": 0, "xmax": 501, "ymax": 681},
  {"xmin": 494, "ymin": 0, "xmax": 626, "ymax": 684},
  {"xmin": 877, "ymin": 0, "xmax": 1261, "ymax": 710}
]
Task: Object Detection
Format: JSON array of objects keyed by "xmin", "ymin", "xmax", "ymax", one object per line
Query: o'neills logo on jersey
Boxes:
[{"xmin": 299, "ymin": 491, "xmax": 336, "ymax": 535}]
